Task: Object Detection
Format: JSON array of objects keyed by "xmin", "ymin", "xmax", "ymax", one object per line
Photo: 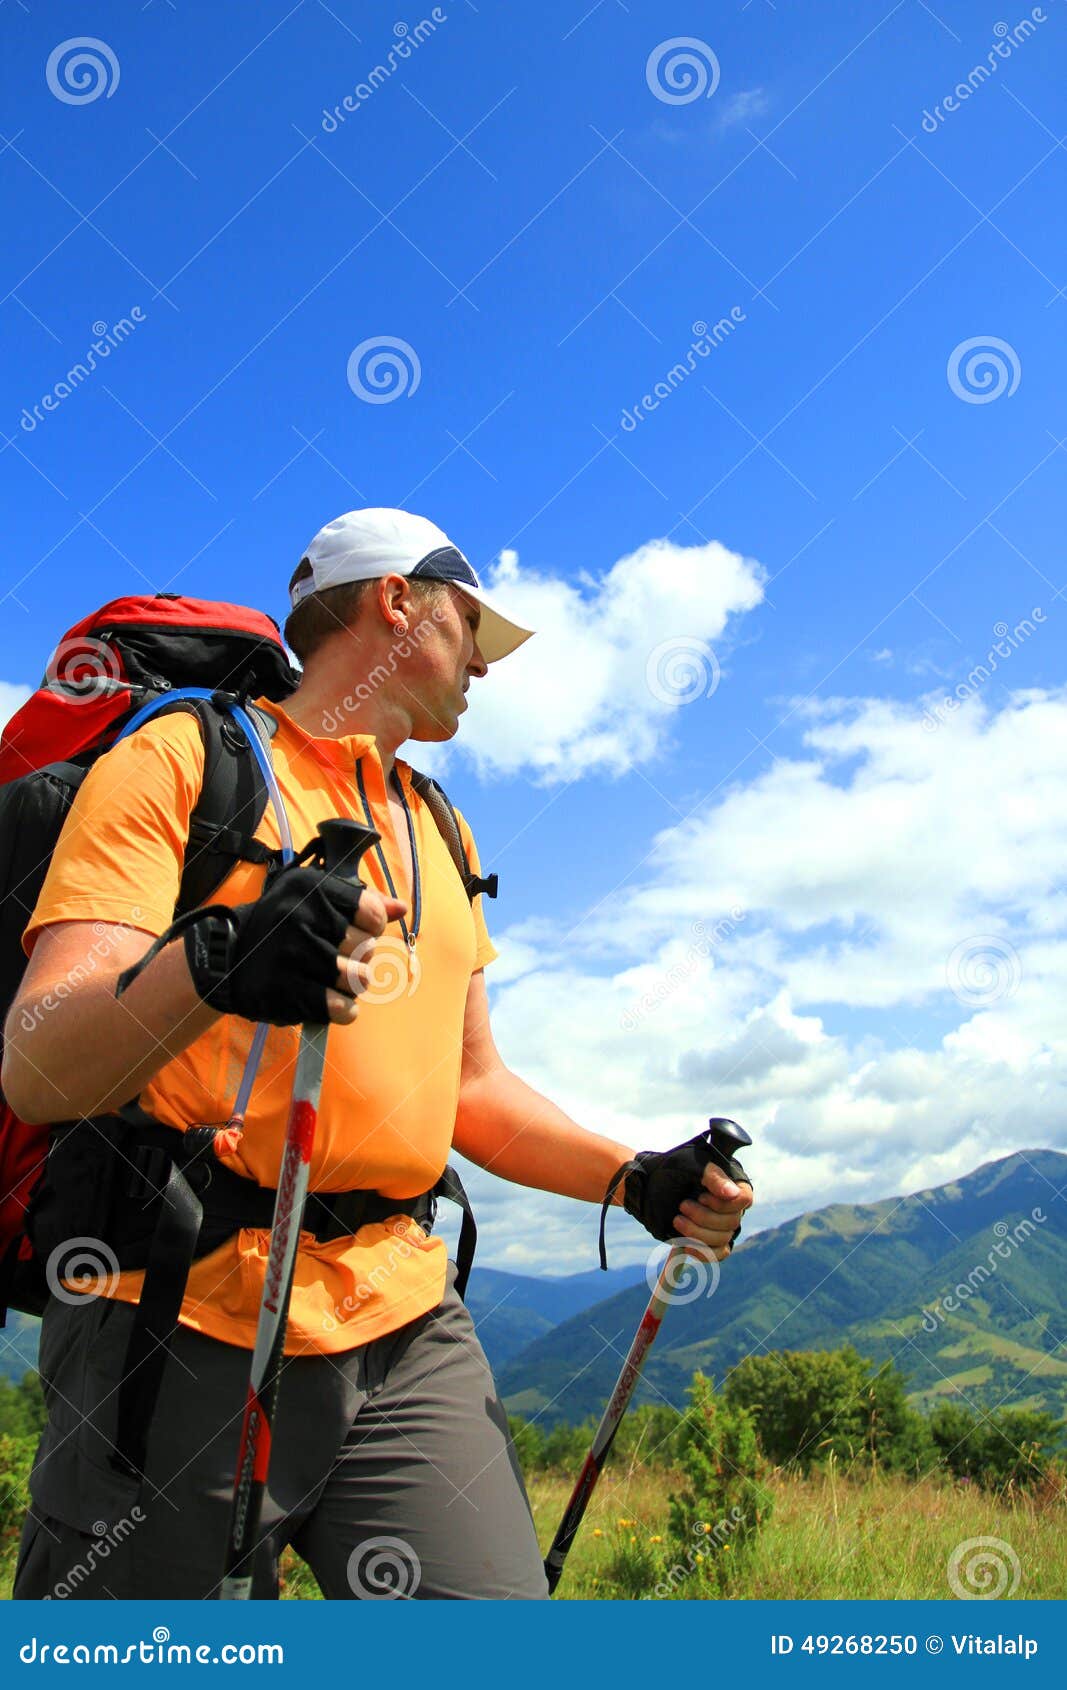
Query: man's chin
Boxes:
[{"xmin": 409, "ymin": 716, "xmax": 460, "ymax": 743}]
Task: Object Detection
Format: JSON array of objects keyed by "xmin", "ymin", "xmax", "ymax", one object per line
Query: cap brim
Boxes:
[{"xmin": 457, "ymin": 584, "xmax": 535, "ymax": 664}]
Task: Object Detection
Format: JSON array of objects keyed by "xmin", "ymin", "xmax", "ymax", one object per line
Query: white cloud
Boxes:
[
  {"xmin": 0, "ymin": 682, "xmax": 31, "ymax": 734},
  {"xmin": 650, "ymin": 87, "xmax": 771, "ymax": 147},
  {"xmin": 716, "ymin": 89, "xmax": 771, "ymax": 131},
  {"xmin": 467, "ymin": 686, "xmax": 1067, "ymax": 1272},
  {"xmin": 413, "ymin": 534, "xmax": 764, "ymax": 785}
]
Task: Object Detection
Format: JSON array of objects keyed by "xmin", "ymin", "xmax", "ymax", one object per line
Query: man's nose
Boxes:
[{"xmin": 468, "ymin": 642, "xmax": 489, "ymax": 678}]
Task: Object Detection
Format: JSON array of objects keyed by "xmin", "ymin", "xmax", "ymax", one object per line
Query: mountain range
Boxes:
[{"xmin": 497, "ymin": 1149, "xmax": 1067, "ymax": 1424}]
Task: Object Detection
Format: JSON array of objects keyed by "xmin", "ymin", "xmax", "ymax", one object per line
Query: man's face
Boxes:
[{"xmin": 405, "ymin": 583, "xmax": 488, "ymax": 740}]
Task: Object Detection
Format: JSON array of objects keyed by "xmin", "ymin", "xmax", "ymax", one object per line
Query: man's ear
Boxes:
[{"xmin": 377, "ymin": 572, "xmax": 414, "ymax": 625}]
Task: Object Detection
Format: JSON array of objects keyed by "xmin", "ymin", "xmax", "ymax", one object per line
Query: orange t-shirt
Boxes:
[{"xmin": 22, "ymin": 698, "xmax": 498, "ymax": 1355}]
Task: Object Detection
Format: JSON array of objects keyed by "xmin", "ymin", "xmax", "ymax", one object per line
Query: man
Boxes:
[{"xmin": 3, "ymin": 507, "xmax": 752, "ymax": 1600}]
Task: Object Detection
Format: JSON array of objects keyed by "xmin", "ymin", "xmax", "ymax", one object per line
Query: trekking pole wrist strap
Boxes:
[
  {"xmin": 114, "ymin": 905, "xmax": 238, "ymax": 1004},
  {"xmin": 597, "ymin": 1158, "xmax": 641, "ymax": 1271}
]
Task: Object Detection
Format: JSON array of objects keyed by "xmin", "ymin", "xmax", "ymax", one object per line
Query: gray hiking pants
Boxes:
[{"xmin": 13, "ymin": 1262, "xmax": 549, "ymax": 1601}]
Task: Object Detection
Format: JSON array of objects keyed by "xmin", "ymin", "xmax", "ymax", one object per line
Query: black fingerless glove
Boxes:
[
  {"xmin": 116, "ymin": 862, "xmax": 365, "ymax": 1027},
  {"xmin": 598, "ymin": 1121, "xmax": 752, "ymax": 1269},
  {"xmin": 186, "ymin": 864, "xmax": 365, "ymax": 1024}
]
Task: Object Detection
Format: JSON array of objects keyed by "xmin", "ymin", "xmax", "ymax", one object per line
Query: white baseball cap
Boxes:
[{"xmin": 290, "ymin": 508, "xmax": 534, "ymax": 664}]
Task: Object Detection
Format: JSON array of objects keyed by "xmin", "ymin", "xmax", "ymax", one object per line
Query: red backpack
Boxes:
[{"xmin": 0, "ymin": 593, "xmax": 299, "ymax": 1319}]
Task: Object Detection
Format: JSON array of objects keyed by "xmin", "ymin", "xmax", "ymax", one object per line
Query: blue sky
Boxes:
[{"xmin": 3, "ymin": 1, "xmax": 1065, "ymax": 1271}]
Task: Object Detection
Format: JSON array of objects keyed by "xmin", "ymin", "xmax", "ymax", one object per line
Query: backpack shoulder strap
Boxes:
[
  {"xmin": 408, "ymin": 769, "xmax": 497, "ymax": 904},
  {"xmin": 150, "ymin": 697, "xmax": 281, "ymax": 915}
]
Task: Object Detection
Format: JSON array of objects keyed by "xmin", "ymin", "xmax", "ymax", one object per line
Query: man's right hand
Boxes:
[
  {"xmin": 185, "ymin": 863, "xmax": 408, "ymax": 1028},
  {"xmin": 327, "ymin": 888, "xmax": 407, "ymax": 1024}
]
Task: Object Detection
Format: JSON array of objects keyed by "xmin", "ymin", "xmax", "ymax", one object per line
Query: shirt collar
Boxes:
[{"xmin": 255, "ymin": 697, "xmax": 413, "ymax": 792}]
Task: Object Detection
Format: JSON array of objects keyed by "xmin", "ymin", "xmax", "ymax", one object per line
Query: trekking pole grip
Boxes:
[
  {"xmin": 316, "ymin": 817, "xmax": 381, "ymax": 883},
  {"xmin": 706, "ymin": 1116, "xmax": 753, "ymax": 1168}
]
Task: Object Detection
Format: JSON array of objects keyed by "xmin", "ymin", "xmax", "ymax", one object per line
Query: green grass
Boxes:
[
  {"xmin": 273, "ymin": 1462, "xmax": 1067, "ymax": 1601},
  {"xmin": 524, "ymin": 1464, "xmax": 1067, "ymax": 1601},
  {"xmin": 6, "ymin": 1458, "xmax": 1065, "ymax": 1602}
]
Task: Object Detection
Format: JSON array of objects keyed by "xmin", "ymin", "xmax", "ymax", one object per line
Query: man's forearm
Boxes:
[
  {"xmin": 2, "ymin": 924, "xmax": 219, "ymax": 1125},
  {"xmin": 453, "ymin": 1065, "xmax": 635, "ymax": 1205}
]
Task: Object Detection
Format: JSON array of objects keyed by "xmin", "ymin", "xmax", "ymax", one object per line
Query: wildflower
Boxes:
[
  {"xmin": 650, "ymin": 1535, "xmax": 662, "ymax": 1543},
  {"xmin": 592, "ymin": 1529, "xmax": 603, "ymax": 1538},
  {"xmin": 695, "ymin": 1553, "xmax": 704, "ymax": 1563}
]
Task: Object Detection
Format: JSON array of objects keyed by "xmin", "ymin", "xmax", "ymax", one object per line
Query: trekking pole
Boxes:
[
  {"xmin": 543, "ymin": 1117, "xmax": 752, "ymax": 1595},
  {"xmin": 219, "ymin": 817, "xmax": 380, "ymax": 1601}
]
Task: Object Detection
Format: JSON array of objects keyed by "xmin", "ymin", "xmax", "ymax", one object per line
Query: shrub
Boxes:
[
  {"xmin": 0, "ymin": 1434, "xmax": 34, "ymax": 1564},
  {"xmin": 508, "ymin": 1405, "xmax": 683, "ymax": 1476},
  {"xmin": 0, "ymin": 1373, "xmax": 45, "ymax": 1442},
  {"xmin": 611, "ymin": 1403, "xmax": 683, "ymax": 1469},
  {"xmin": 661, "ymin": 1373, "xmax": 771, "ymax": 1596},
  {"xmin": 507, "ymin": 1414, "xmax": 545, "ymax": 1470},
  {"xmin": 929, "ymin": 1403, "xmax": 1064, "ymax": 1490},
  {"xmin": 724, "ymin": 1347, "xmax": 920, "ymax": 1472}
]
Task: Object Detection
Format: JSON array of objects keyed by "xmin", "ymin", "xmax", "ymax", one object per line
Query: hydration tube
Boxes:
[{"xmin": 116, "ymin": 688, "xmax": 295, "ymax": 1125}]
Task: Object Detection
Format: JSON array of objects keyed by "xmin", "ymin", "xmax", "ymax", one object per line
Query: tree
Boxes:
[
  {"xmin": 929, "ymin": 1403, "xmax": 1064, "ymax": 1490},
  {"xmin": 723, "ymin": 1347, "xmax": 922, "ymax": 1471}
]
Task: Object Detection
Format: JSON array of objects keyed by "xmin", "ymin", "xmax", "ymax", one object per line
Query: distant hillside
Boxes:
[
  {"xmin": 498, "ymin": 1150, "xmax": 1067, "ymax": 1424},
  {"xmin": 464, "ymin": 1263, "xmax": 647, "ymax": 1370}
]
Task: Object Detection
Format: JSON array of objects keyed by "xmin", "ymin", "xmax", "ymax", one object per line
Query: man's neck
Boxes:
[{"xmin": 281, "ymin": 673, "xmax": 408, "ymax": 783}]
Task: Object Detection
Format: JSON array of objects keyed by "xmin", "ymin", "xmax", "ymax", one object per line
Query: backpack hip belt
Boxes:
[{"xmin": 28, "ymin": 1105, "xmax": 476, "ymax": 1480}]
